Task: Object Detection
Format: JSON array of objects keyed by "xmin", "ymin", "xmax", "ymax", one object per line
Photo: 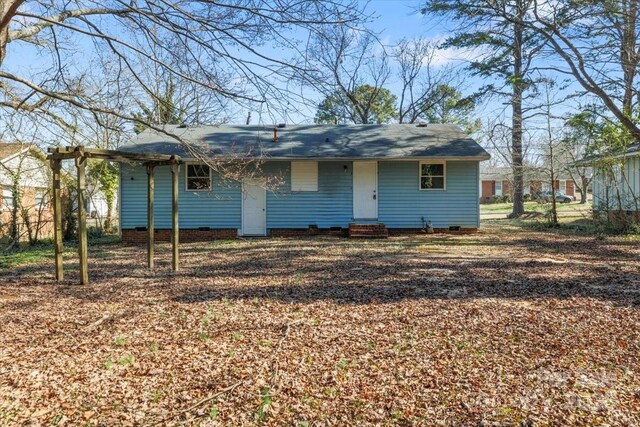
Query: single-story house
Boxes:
[
  {"xmin": 479, "ymin": 165, "xmax": 580, "ymax": 203},
  {"xmin": 0, "ymin": 142, "xmax": 53, "ymax": 240},
  {"xmin": 590, "ymin": 143, "xmax": 640, "ymax": 215},
  {"xmin": 118, "ymin": 124, "xmax": 490, "ymax": 241}
]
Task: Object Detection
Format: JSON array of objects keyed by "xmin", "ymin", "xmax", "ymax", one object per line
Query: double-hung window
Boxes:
[
  {"xmin": 2, "ymin": 187, "xmax": 13, "ymax": 210},
  {"xmin": 35, "ymin": 188, "xmax": 48, "ymax": 209},
  {"xmin": 419, "ymin": 161, "xmax": 446, "ymax": 190},
  {"xmin": 186, "ymin": 163, "xmax": 212, "ymax": 191}
]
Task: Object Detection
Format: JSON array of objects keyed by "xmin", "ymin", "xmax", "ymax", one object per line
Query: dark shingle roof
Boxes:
[{"xmin": 119, "ymin": 124, "xmax": 490, "ymax": 160}]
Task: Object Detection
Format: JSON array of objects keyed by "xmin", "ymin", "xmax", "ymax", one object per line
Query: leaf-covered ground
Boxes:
[{"xmin": 1, "ymin": 225, "xmax": 639, "ymax": 426}]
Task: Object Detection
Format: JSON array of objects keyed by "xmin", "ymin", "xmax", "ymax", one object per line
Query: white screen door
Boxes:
[
  {"xmin": 242, "ymin": 180, "xmax": 266, "ymax": 236},
  {"xmin": 353, "ymin": 161, "xmax": 378, "ymax": 219}
]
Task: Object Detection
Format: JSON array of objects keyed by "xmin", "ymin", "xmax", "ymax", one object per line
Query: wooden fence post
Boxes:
[
  {"xmin": 75, "ymin": 154, "xmax": 89, "ymax": 285},
  {"xmin": 171, "ymin": 162, "xmax": 179, "ymax": 271},
  {"xmin": 51, "ymin": 158, "xmax": 64, "ymax": 281},
  {"xmin": 146, "ymin": 164, "xmax": 155, "ymax": 270}
]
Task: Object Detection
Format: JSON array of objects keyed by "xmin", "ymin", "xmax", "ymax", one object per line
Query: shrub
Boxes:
[{"xmin": 87, "ymin": 226, "xmax": 103, "ymax": 239}]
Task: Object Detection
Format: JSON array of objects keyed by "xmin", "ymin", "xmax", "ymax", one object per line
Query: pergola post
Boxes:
[
  {"xmin": 47, "ymin": 147, "xmax": 181, "ymax": 283},
  {"xmin": 75, "ymin": 154, "xmax": 89, "ymax": 285},
  {"xmin": 51, "ymin": 158, "xmax": 64, "ymax": 281},
  {"xmin": 146, "ymin": 164, "xmax": 155, "ymax": 270},
  {"xmin": 171, "ymin": 161, "xmax": 180, "ymax": 271}
]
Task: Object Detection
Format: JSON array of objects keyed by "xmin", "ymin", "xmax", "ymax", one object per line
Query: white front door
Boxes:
[
  {"xmin": 242, "ymin": 180, "xmax": 266, "ymax": 236},
  {"xmin": 353, "ymin": 161, "xmax": 378, "ymax": 219}
]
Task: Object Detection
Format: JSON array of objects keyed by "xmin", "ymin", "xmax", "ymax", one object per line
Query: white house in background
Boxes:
[
  {"xmin": 590, "ymin": 144, "xmax": 640, "ymax": 214},
  {"xmin": 0, "ymin": 143, "xmax": 53, "ymax": 238}
]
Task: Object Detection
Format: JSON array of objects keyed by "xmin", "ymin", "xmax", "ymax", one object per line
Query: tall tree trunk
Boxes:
[
  {"xmin": 580, "ymin": 176, "xmax": 589, "ymax": 204},
  {"xmin": 105, "ymin": 201, "xmax": 113, "ymax": 231},
  {"xmin": 9, "ymin": 174, "xmax": 20, "ymax": 245},
  {"xmin": 0, "ymin": 0, "xmax": 24, "ymax": 67},
  {"xmin": 510, "ymin": 4, "xmax": 525, "ymax": 218},
  {"xmin": 621, "ymin": 0, "xmax": 639, "ymax": 117}
]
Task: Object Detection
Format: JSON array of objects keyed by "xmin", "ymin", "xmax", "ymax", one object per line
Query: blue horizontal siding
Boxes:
[
  {"xmin": 120, "ymin": 164, "xmax": 241, "ymax": 229},
  {"xmin": 265, "ymin": 161, "xmax": 353, "ymax": 229},
  {"xmin": 121, "ymin": 160, "xmax": 480, "ymax": 230},
  {"xmin": 378, "ymin": 161, "xmax": 479, "ymax": 228}
]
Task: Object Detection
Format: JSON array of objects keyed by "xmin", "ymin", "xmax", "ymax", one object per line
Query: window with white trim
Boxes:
[
  {"xmin": 291, "ymin": 161, "xmax": 318, "ymax": 191},
  {"xmin": 2, "ymin": 187, "xmax": 13, "ymax": 210},
  {"xmin": 559, "ymin": 180, "xmax": 567, "ymax": 193},
  {"xmin": 495, "ymin": 181, "xmax": 503, "ymax": 196},
  {"xmin": 35, "ymin": 188, "xmax": 48, "ymax": 210},
  {"xmin": 419, "ymin": 161, "xmax": 446, "ymax": 190},
  {"xmin": 186, "ymin": 163, "xmax": 212, "ymax": 191}
]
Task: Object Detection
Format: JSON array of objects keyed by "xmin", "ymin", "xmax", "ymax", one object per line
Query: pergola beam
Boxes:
[{"xmin": 48, "ymin": 146, "xmax": 178, "ymax": 163}]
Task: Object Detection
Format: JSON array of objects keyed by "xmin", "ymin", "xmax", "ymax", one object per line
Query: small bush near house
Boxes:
[{"xmin": 87, "ymin": 226, "xmax": 103, "ymax": 239}]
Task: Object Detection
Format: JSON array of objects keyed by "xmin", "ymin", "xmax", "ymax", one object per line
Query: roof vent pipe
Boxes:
[{"xmin": 277, "ymin": 123, "xmax": 286, "ymax": 128}]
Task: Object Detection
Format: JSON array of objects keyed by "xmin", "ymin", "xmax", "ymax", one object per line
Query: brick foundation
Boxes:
[
  {"xmin": 269, "ymin": 228, "xmax": 347, "ymax": 237},
  {"xmin": 121, "ymin": 227, "xmax": 479, "ymax": 243},
  {"xmin": 387, "ymin": 228, "xmax": 478, "ymax": 236},
  {"xmin": 122, "ymin": 228, "xmax": 238, "ymax": 244}
]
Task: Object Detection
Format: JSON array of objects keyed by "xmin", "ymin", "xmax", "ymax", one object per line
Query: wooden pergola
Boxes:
[{"xmin": 47, "ymin": 146, "xmax": 182, "ymax": 285}]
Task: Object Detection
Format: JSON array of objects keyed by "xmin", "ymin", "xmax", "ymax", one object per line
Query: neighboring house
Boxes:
[
  {"xmin": 118, "ymin": 124, "xmax": 490, "ymax": 241},
  {"xmin": 590, "ymin": 144, "xmax": 640, "ymax": 215},
  {"xmin": 479, "ymin": 165, "xmax": 581, "ymax": 203},
  {"xmin": 0, "ymin": 142, "xmax": 53, "ymax": 240},
  {"xmin": 86, "ymin": 181, "xmax": 114, "ymax": 222}
]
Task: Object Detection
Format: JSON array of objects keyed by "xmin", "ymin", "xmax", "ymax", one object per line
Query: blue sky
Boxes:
[{"xmin": 3, "ymin": 0, "xmax": 584, "ymax": 132}]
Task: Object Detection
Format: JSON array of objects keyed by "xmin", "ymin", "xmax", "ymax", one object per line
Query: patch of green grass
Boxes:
[
  {"xmin": 201, "ymin": 305, "xmax": 218, "ymax": 326},
  {"xmin": 0, "ymin": 236, "xmax": 121, "ymax": 269},
  {"xmin": 117, "ymin": 355, "xmax": 135, "ymax": 366},
  {"xmin": 231, "ymin": 332, "xmax": 243, "ymax": 341},
  {"xmin": 210, "ymin": 239, "xmax": 237, "ymax": 246},
  {"xmin": 0, "ymin": 243, "xmax": 71, "ymax": 269},
  {"xmin": 208, "ymin": 404, "xmax": 219, "ymax": 420},
  {"xmin": 149, "ymin": 342, "xmax": 159, "ymax": 352},
  {"xmin": 254, "ymin": 386, "xmax": 272, "ymax": 423},
  {"xmin": 114, "ymin": 337, "xmax": 126, "ymax": 346},
  {"xmin": 322, "ymin": 387, "xmax": 336, "ymax": 397},
  {"xmin": 198, "ymin": 332, "xmax": 209, "ymax": 341},
  {"xmin": 337, "ymin": 358, "xmax": 348, "ymax": 370},
  {"xmin": 257, "ymin": 338, "xmax": 272, "ymax": 348},
  {"xmin": 103, "ymin": 357, "xmax": 114, "ymax": 369},
  {"xmin": 481, "ymin": 200, "xmax": 592, "ymax": 215}
]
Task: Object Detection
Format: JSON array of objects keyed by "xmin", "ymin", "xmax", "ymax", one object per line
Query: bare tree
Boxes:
[
  {"xmin": 394, "ymin": 38, "xmax": 443, "ymax": 124},
  {"xmin": 561, "ymin": 109, "xmax": 599, "ymax": 204},
  {"xmin": 523, "ymin": 0, "xmax": 640, "ymax": 142},
  {"xmin": 302, "ymin": 22, "xmax": 394, "ymax": 124},
  {"xmin": 1, "ymin": 0, "xmax": 364, "ymax": 162}
]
